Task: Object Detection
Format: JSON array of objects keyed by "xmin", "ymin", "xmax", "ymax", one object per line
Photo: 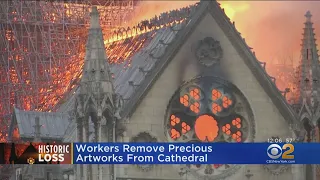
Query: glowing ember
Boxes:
[{"xmin": 106, "ymin": 31, "xmax": 156, "ymax": 65}]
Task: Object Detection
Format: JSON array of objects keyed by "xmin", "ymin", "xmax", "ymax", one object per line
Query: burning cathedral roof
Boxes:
[
  {"xmin": 10, "ymin": 1, "xmax": 299, "ymax": 141},
  {"xmin": 56, "ymin": 3, "xmax": 201, "ymax": 113}
]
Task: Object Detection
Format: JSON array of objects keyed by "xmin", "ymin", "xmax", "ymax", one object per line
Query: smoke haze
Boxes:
[
  {"xmin": 130, "ymin": 1, "xmax": 320, "ymax": 89},
  {"xmin": 232, "ymin": 1, "xmax": 320, "ymax": 66}
]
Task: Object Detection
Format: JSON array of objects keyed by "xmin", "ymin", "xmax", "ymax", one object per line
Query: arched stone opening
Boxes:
[
  {"xmin": 99, "ymin": 108, "xmax": 116, "ymax": 142},
  {"xmin": 103, "ymin": 108, "xmax": 114, "ymax": 125},
  {"xmin": 303, "ymin": 118, "xmax": 312, "ymax": 143}
]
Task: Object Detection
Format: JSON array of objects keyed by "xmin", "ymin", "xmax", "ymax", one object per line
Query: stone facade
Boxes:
[{"xmin": 117, "ymin": 10, "xmax": 299, "ymax": 180}]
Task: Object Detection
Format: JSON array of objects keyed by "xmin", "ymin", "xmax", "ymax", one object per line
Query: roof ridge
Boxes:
[{"xmin": 105, "ymin": 3, "xmax": 200, "ymax": 44}]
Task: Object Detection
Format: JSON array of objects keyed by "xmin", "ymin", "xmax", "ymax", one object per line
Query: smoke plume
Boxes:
[
  {"xmin": 232, "ymin": 1, "xmax": 320, "ymax": 67},
  {"xmin": 129, "ymin": 1, "xmax": 320, "ymax": 90}
]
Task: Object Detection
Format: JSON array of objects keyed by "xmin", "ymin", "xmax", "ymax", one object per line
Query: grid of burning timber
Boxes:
[{"xmin": 0, "ymin": 0, "xmax": 138, "ymax": 142}]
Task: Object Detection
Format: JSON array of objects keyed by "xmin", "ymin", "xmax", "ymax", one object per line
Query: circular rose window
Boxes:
[{"xmin": 165, "ymin": 76, "xmax": 255, "ymax": 179}]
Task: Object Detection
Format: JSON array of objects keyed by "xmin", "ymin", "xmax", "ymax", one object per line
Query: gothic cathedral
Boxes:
[{"xmin": 7, "ymin": 1, "xmax": 320, "ymax": 180}]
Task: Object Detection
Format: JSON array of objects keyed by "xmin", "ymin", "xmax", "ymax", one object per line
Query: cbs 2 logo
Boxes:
[{"xmin": 267, "ymin": 144, "xmax": 294, "ymax": 159}]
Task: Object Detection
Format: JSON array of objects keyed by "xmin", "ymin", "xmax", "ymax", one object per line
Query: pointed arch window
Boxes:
[
  {"xmin": 165, "ymin": 76, "xmax": 255, "ymax": 178},
  {"xmin": 303, "ymin": 118, "xmax": 312, "ymax": 142},
  {"xmin": 15, "ymin": 168, "xmax": 22, "ymax": 180}
]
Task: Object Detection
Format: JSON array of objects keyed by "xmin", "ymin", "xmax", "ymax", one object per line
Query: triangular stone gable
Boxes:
[
  {"xmin": 121, "ymin": 2, "xmax": 302, "ymax": 179},
  {"xmin": 197, "ymin": 13, "xmax": 292, "ymax": 141},
  {"xmin": 125, "ymin": 1, "xmax": 301, "ymax": 140}
]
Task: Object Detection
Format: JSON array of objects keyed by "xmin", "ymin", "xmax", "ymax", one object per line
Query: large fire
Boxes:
[{"xmin": 1, "ymin": 1, "xmax": 318, "ymax": 144}]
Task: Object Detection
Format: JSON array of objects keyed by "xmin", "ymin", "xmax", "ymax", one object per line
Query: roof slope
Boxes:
[
  {"xmin": 102, "ymin": 1, "xmax": 301, "ymax": 130},
  {"xmin": 56, "ymin": 4, "xmax": 200, "ymax": 111},
  {"xmin": 9, "ymin": 107, "xmax": 70, "ymax": 140},
  {"xmin": 110, "ymin": 23, "xmax": 188, "ymax": 101},
  {"xmin": 56, "ymin": 1, "xmax": 301, "ymax": 137}
]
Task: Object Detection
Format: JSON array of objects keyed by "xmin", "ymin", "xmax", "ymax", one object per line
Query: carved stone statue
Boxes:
[{"xmin": 194, "ymin": 37, "xmax": 223, "ymax": 67}]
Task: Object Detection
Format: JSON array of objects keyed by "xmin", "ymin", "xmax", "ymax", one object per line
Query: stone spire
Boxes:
[
  {"xmin": 75, "ymin": 7, "xmax": 117, "ymax": 180},
  {"xmin": 295, "ymin": 12, "xmax": 320, "ymax": 179},
  {"xmin": 79, "ymin": 6, "xmax": 114, "ymax": 100},
  {"xmin": 299, "ymin": 11, "xmax": 320, "ymax": 107},
  {"xmin": 76, "ymin": 6, "xmax": 115, "ymax": 120}
]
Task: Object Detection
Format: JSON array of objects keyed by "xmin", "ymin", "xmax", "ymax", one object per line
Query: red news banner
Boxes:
[{"xmin": 0, "ymin": 143, "xmax": 72, "ymax": 164}]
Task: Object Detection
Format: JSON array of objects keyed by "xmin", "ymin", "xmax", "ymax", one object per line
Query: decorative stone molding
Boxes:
[
  {"xmin": 130, "ymin": 132, "xmax": 157, "ymax": 142},
  {"xmin": 187, "ymin": 165, "xmax": 242, "ymax": 180},
  {"xmin": 135, "ymin": 164, "xmax": 154, "ymax": 172},
  {"xmin": 263, "ymin": 136, "xmax": 290, "ymax": 175},
  {"xmin": 194, "ymin": 37, "xmax": 223, "ymax": 67},
  {"xmin": 263, "ymin": 164, "xmax": 290, "ymax": 175},
  {"xmin": 130, "ymin": 132, "xmax": 157, "ymax": 172}
]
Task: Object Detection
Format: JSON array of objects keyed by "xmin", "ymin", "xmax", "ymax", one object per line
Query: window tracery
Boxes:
[{"xmin": 165, "ymin": 76, "xmax": 255, "ymax": 179}]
